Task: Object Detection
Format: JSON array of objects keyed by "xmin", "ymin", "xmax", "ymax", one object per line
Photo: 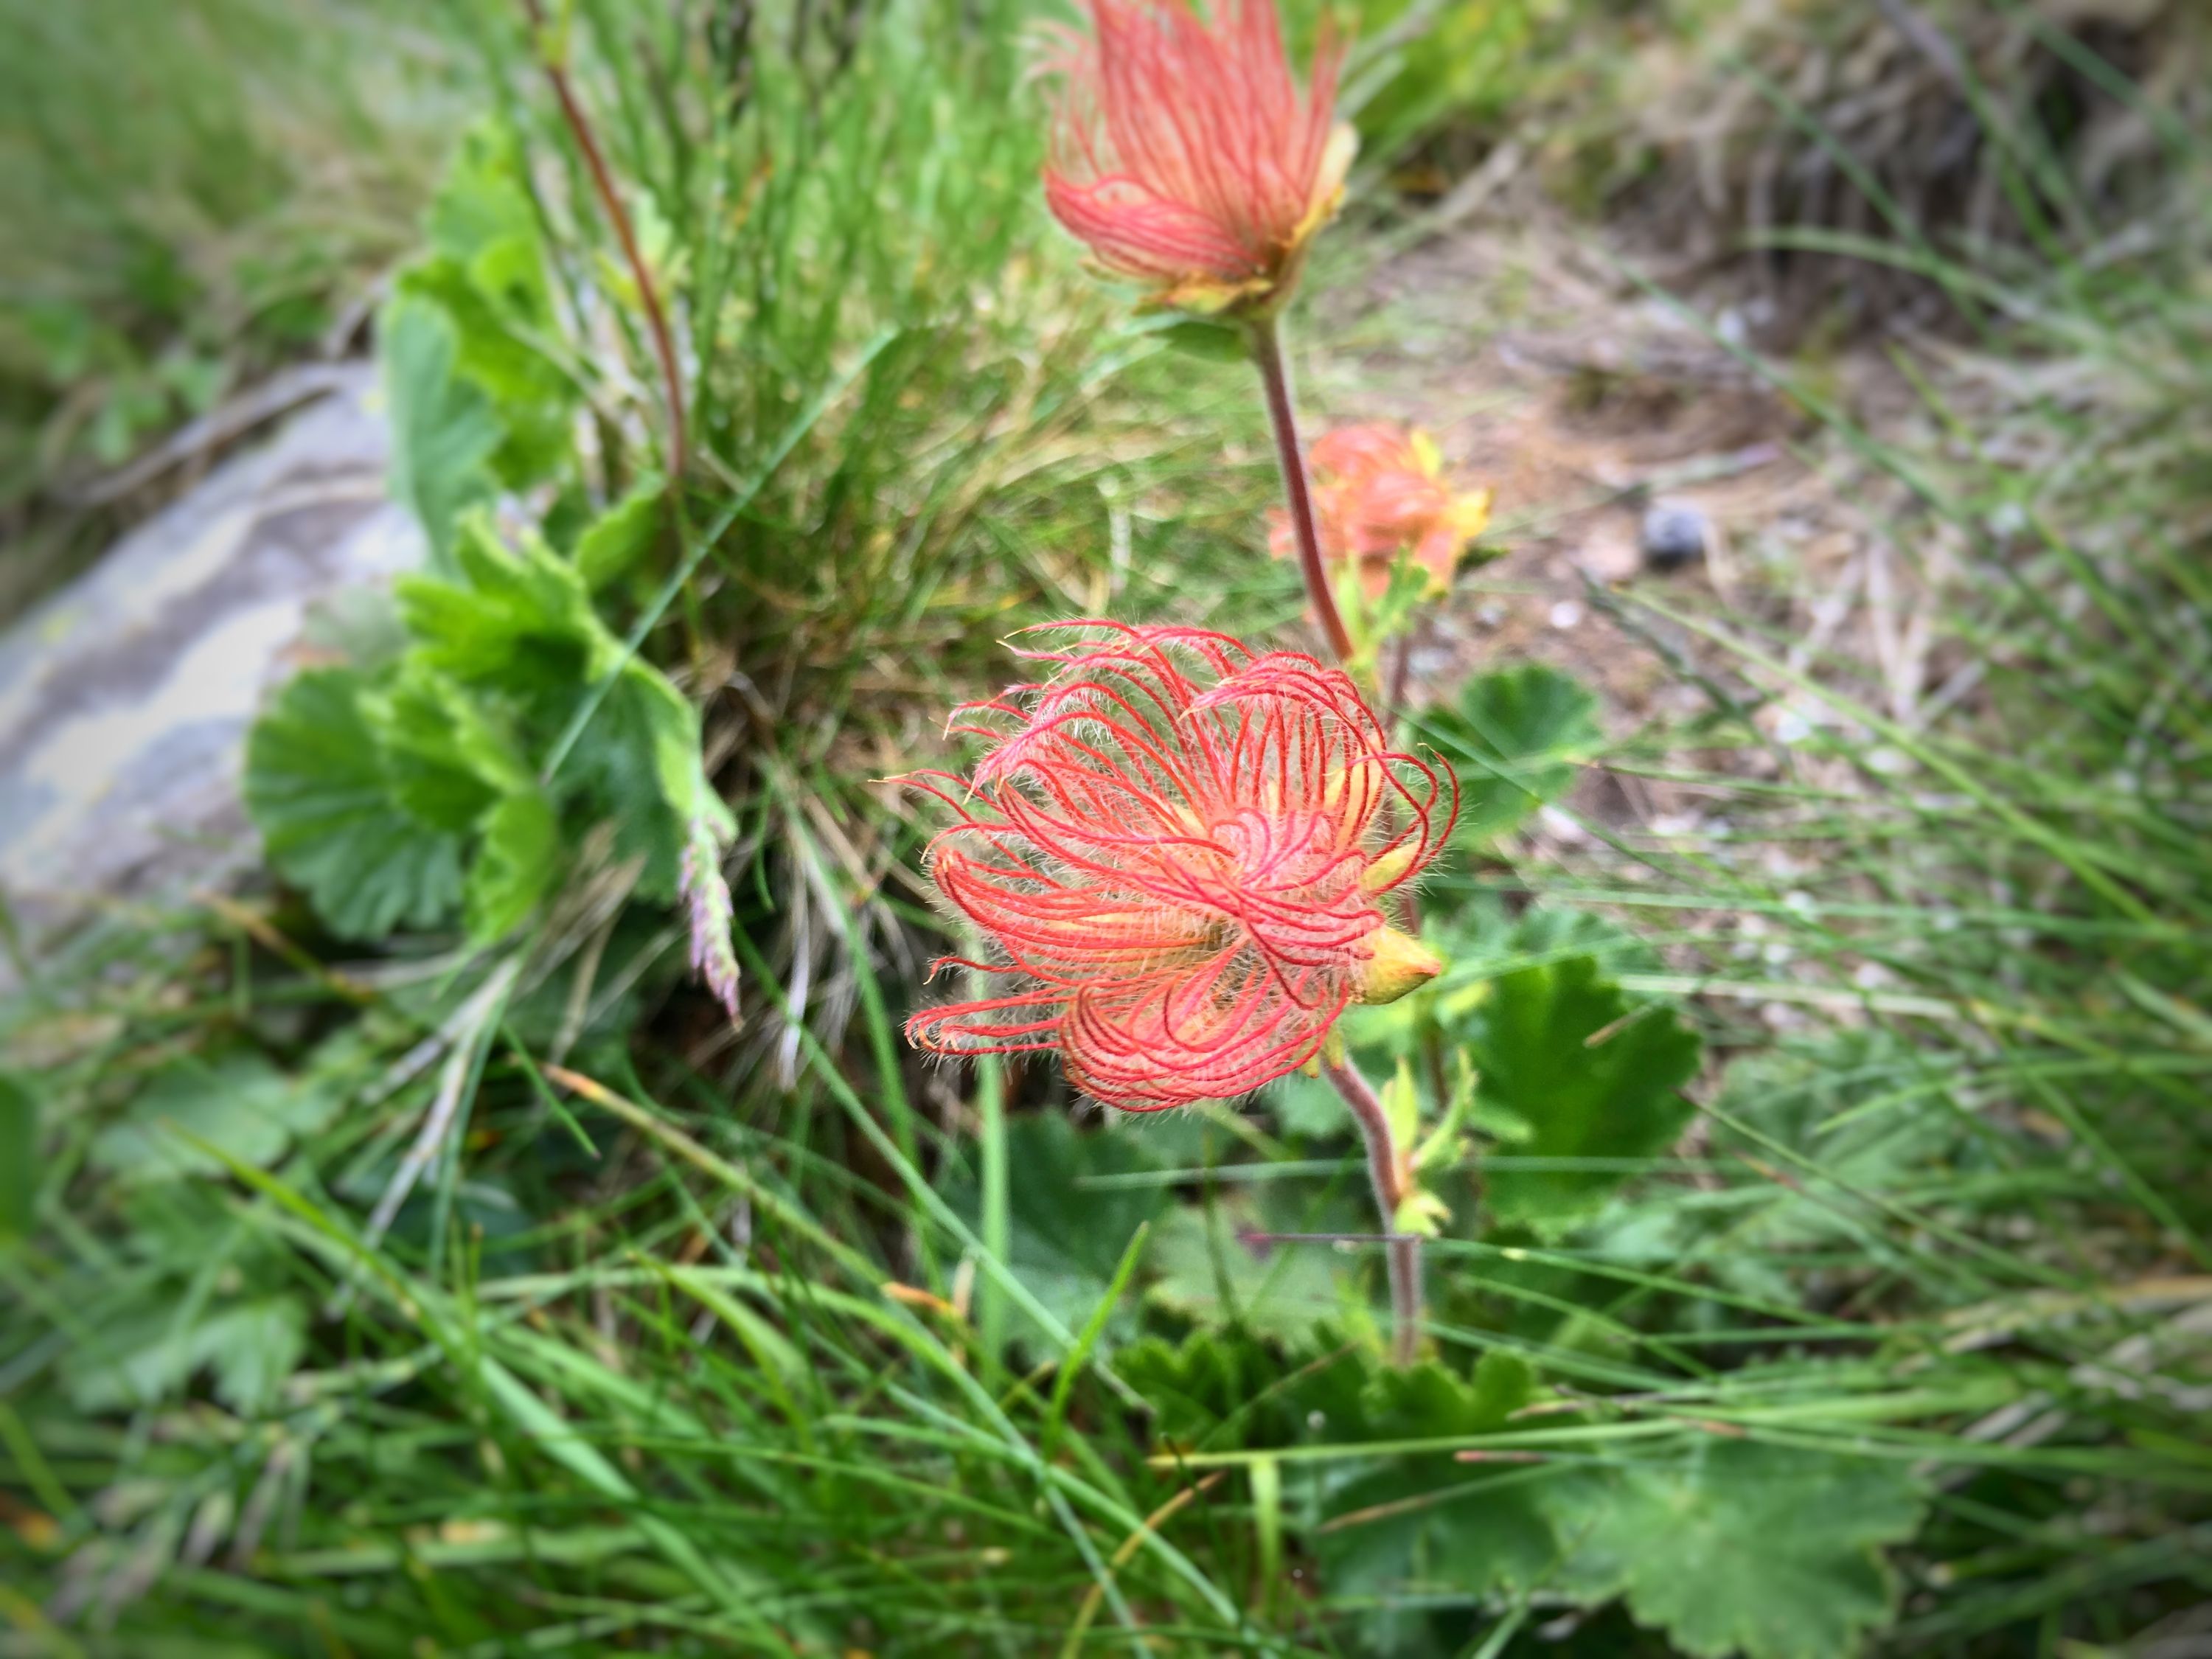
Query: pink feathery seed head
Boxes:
[
  {"xmin": 1040, "ymin": 0, "xmax": 1356, "ymax": 314},
  {"xmin": 1268, "ymin": 422, "xmax": 1494, "ymax": 602},
  {"xmin": 902, "ymin": 622, "xmax": 1456, "ymax": 1112}
]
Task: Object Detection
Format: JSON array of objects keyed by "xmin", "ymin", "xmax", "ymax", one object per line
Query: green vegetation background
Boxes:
[{"xmin": 1, "ymin": 1, "xmax": 2206, "ymax": 1655}]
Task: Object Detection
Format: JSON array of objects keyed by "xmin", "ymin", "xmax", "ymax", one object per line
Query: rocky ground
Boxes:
[
  {"xmin": 0, "ymin": 368, "xmax": 422, "ymax": 984},
  {"xmin": 1305, "ymin": 206, "xmax": 1960, "ymax": 1039}
]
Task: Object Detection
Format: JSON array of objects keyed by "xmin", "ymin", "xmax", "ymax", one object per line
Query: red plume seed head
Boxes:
[
  {"xmin": 1040, "ymin": 0, "xmax": 1356, "ymax": 315},
  {"xmin": 902, "ymin": 622, "xmax": 1457, "ymax": 1112}
]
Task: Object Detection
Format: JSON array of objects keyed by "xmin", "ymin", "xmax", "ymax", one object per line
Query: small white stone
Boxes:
[{"xmin": 1538, "ymin": 804, "xmax": 1587, "ymax": 843}]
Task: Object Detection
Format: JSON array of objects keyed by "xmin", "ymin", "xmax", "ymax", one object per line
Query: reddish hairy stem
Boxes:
[
  {"xmin": 1321, "ymin": 1053, "xmax": 1423, "ymax": 1366},
  {"xmin": 1256, "ymin": 316, "xmax": 1423, "ymax": 1364},
  {"xmin": 523, "ymin": 0, "xmax": 687, "ymax": 481},
  {"xmin": 1249, "ymin": 313, "xmax": 1354, "ymax": 665},
  {"xmin": 1386, "ymin": 629, "xmax": 1415, "ymax": 712}
]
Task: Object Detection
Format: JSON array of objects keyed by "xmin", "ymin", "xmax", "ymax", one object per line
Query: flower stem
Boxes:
[
  {"xmin": 1321, "ymin": 1053, "xmax": 1423, "ymax": 1366},
  {"xmin": 1255, "ymin": 313, "xmax": 1421, "ymax": 1363},
  {"xmin": 524, "ymin": 0, "xmax": 687, "ymax": 484},
  {"xmin": 1248, "ymin": 312, "xmax": 1354, "ymax": 665}
]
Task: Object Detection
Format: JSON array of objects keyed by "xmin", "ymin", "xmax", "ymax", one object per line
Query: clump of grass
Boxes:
[
  {"xmin": 0, "ymin": 897, "xmax": 1265, "ymax": 1650},
  {"xmin": 428, "ymin": 0, "xmax": 1281, "ymax": 1072}
]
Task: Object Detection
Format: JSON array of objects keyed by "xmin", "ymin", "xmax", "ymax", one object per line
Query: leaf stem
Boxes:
[
  {"xmin": 524, "ymin": 0, "xmax": 687, "ymax": 482},
  {"xmin": 1321, "ymin": 1053, "xmax": 1423, "ymax": 1366},
  {"xmin": 1248, "ymin": 311, "xmax": 1353, "ymax": 664}
]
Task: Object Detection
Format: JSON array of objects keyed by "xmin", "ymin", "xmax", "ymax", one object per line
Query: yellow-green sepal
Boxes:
[
  {"xmin": 1394, "ymin": 1184, "xmax": 1451, "ymax": 1238},
  {"xmin": 1381, "ymin": 1055, "xmax": 1421, "ymax": 1152}
]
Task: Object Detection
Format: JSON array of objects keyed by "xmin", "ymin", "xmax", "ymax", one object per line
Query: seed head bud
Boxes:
[{"xmin": 1353, "ymin": 925, "xmax": 1442, "ymax": 1006}]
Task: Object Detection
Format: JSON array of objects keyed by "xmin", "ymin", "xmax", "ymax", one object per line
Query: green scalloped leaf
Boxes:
[
  {"xmin": 1318, "ymin": 1464, "xmax": 1554, "ymax": 1636},
  {"xmin": 245, "ymin": 666, "xmax": 466, "ymax": 940},
  {"xmin": 91, "ymin": 1052, "xmax": 337, "ymax": 1186},
  {"xmin": 1539, "ymin": 1439, "xmax": 1927, "ymax": 1659},
  {"xmin": 1117, "ymin": 1326, "xmax": 1364, "ymax": 1450},
  {"xmin": 60, "ymin": 1295, "xmax": 307, "ymax": 1416},
  {"xmin": 566, "ymin": 664, "xmax": 724, "ymax": 900},
  {"xmin": 1315, "ymin": 1351, "xmax": 1550, "ymax": 1646},
  {"xmin": 1355, "ymin": 1348, "xmax": 1534, "ymax": 1441},
  {"xmin": 465, "ymin": 787, "xmax": 560, "ymax": 942},
  {"xmin": 574, "ymin": 475, "xmax": 667, "ymax": 592},
  {"xmin": 396, "ymin": 122, "xmax": 573, "ymax": 487},
  {"xmin": 1467, "ymin": 955, "xmax": 1702, "ymax": 1234},
  {"xmin": 1147, "ymin": 1188, "xmax": 1364, "ymax": 1343},
  {"xmin": 395, "ymin": 510, "xmax": 620, "ymax": 692},
  {"xmin": 360, "ymin": 659, "xmax": 531, "ymax": 832},
  {"xmin": 380, "ymin": 294, "xmax": 501, "ymax": 567},
  {"xmin": 1421, "ymin": 663, "xmax": 1602, "ymax": 842}
]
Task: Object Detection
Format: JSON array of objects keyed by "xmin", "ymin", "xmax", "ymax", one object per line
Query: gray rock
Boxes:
[
  {"xmin": 1641, "ymin": 499, "xmax": 1711, "ymax": 571},
  {"xmin": 0, "ymin": 367, "xmax": 422, "ymax": 974}
]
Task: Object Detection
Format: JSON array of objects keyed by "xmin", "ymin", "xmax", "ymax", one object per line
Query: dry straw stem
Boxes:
[{"xmin": 521, "ymin": 0, "xmax": 687, "ymax": 481}]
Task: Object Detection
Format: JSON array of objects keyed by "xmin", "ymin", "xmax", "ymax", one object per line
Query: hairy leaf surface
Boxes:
[
  {"xmin": 1467, "ymin": 955, "xmax": 1702, "ymax": 1233},
  {"xmin": 1422, "ymin": 663, "xmax": 1602, "ymax": 843},
  {"xmin": 245, "ymin": 666, "xmax": 466, "ymax": 939},
  {"xmin": 1539, "ymin": 1439, "xmax": 1927, "ymax": 1659}
]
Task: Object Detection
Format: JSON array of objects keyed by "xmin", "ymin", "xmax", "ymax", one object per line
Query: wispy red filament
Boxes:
[{"xmin": 904, "ymin": 623, "xmax": 1455, "ymax": 1110}]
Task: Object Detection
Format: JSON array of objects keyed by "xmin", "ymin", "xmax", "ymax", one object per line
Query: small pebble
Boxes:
[
  {"xmin": 1548, "ymin": 599, "xmax": 1583, "ymax": 630},
  {"xmin": 1537, "ymin": 804, "xmax": 1587, "ymax": 844},
  {"xmin": 1641, "ymin": 499, "xmax": 1711, "ymax": 571}
]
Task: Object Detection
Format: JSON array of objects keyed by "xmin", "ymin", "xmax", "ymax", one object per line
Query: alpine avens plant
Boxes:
[
  {"xmin": 901, "ymin": 624, "xmax": 1454, "ymax": 1357},
  {"xmin": 897, "ymin": 0, "xmax": 1474, "ymax": 1364}
]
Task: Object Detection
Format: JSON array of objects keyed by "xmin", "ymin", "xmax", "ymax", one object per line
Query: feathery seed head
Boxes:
[
  {"xmin": 902, "ymin": 622, "xmax": 1456, "ymax": 1110},
  {"xmin": 1040, "ymin": 0, "xmax": 1354, "ymax": 316}
]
